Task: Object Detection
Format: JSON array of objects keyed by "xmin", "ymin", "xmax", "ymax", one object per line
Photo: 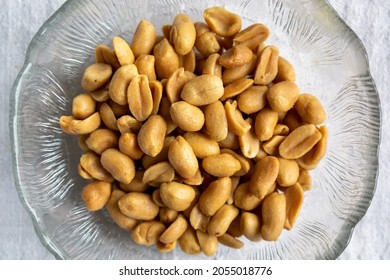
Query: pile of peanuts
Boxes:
[{"xmin": 59, "ymin": 6, "xmax": 327, "ymax": 256}]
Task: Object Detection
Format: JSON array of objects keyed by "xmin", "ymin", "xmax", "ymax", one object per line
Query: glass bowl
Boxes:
[{"xmin": 10, "ymin": 0, "xmax": 381, "ymax": 259}]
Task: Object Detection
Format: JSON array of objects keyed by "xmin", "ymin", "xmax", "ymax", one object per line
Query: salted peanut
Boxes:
[
  {"xmin": 166, "ymin": 68, "xmax": 194, "ymax": 103},
  {"xmin": 142, "ymin": 161, "xmax": 175, "ymax": 187},
  {"xmin": 183, "ymin": 132, "xmax": 220, "ymax": 159},
  {"xmin": 190, "ymin": 203, "xmax": 211, "ymax": 232},
  {"xmin": 137, "ymin": 115, "xmax": 167, "ymax": 157},
  {"xmin": 277, "ymin": 158, "xmax": 299, "ymax": 187},
  {"xmin": 199, "ymin": 177, "xmax": 231, "ymax": 216},
  {"xmin": 194, "ymin": 22, "xmax": 220, "ymax": 56},
  {"xmin": 297, "ymin": 126, "xmax": 328, "ymax": 169},
  {"xmin": 108, "ymin": 64, "xmax": 138, "ymax": 105},
  {"xmin": 156, "ymin": 240, "xmax": 177, "ymax": 253},
  {"xmin": 128, "ymin": 74, "xmax": 153, "ymax": 122},
  {"xmin": 81, "ymin": 63, "xmax": 112, "ymax": 92},
  {"xmin": 203, "ymin": 7, "xmax": 241, "ymax": 37},
  {"xmin": 131, "ymin": 20, "xmax": 157, "ymax": 57},
  {"xmin": 149, "ymin": 80, "xmax": 163, "ymax": 115},
  {"xmin": 131, "ymin": 221, "xmax": 166, "ymax": 246},
  {"xmin": 274, "ymin": 56, "xmax": 296, "ymax": 82},
  {"xmin": 134, "ymin": 55, "xmax": 156, "ymax": 81},
  {"xmin": 219, "ymin": 45, "xmax": 253, "ymax": 69},
  {"xmin": 262, "ymin": 135, "xmax": 286, "ymax": 155},
  {"xmin": 227, "ymin": 215, "xmax": 242, "ymax": 237},
  {"xmin": 179, "ymin": 227, "xmax": 201, "ymax": 255},
  {"xmin": 162, "ymin": 24, "xmax": 172, "ymax": 39},
  {"xmin": 59, "ymin": 112, "xmax": 101, "ymax": 135},
  {"xmin": 154, "ymin": 38, "xmax": 180, "ymax": 79},
  {"xmin": 294, "ymin": 94, "xmax": 327, "ymax": 125},
  {"xmin": 159, "ymin": 214, "xmax": 188, "ymax": 244},
  {"xmin": 118, "ymin": 192, "xmax": 159, "ymax": 220},
  {"xmin": 106, "ymin": 189, "xmax": 137, "ymax": 231},
  {"xmin": 159, "ymin": 207, "xmax": 179, "ymax": 225},
  {"xmin": 297, "ymin": 169, "xmax": 312, "ymax": 191},
  {"xmin": 202, "ymin": 154, "xmax": 241, "ymax": 177},
  {"xmin": 222, "ymin": 54, "xmax": 258, "ymax": 85},
  {"xmin": 204, "ymin": 100, "xmax": 228, "ymax": 141},
  {"xmin": 178, "ymin": 49, "xmax": 196, "ymax": 73},
  {"xmin": 72, "ymin": 93, "xmax": 96, "ymax": 120},
  {"xmin": 261, "ymin": 192, "xmax": 286, "ymax": 241},
  {"xmin": 233, "ymin": 182, "xmax": 262, "ymax": 211},
  {"xmin": 95, "ymin": 45, "xmax": 120, "ymax": 69},
  {"xmin": 240, "ymin": 212, "xmax": 262, "ymax": 242},
  {"xmin": 168, "ymin": 136, "xmax": 198, "ymax": 179},
  {"xmin": 99, "ymin": 102, "xmax": 118, "ymax": 130},
  {"xmin": 159, "ymin": 97, "xmax": 177, "ymax": 134},
  {"xmin": 100, "ymin": 148, "xmax": 135, "ymax": 184},
  {"xmin": 218, "ymin": 233, "xmax": 244, "ymax": 249},
  {"xmin": 80, "ymin": 151, "xmax": 113, "ymax": 182},
  {"xmin": 283, "ymin": 111, "xmax": 304, "ymax": 133},
  {"xmin": 118, "ymin": 132, "xmax": 143, "ymax": 160},
  {"xmin": 81, "ymin": 181, "xmax": 111, "ymax": 211},
  {"xmin": 273, "ymin": 124, "xmax": 289, "ymax": 136},
  {"xmin": 285, "ymin": 183, "xmax": 304, "ymax": 230},
  {"xmin": 267, "ymin": 81, "xmax": 300, "ymax": 113},
  {"xmin": 254, "ymin": 145, "xmax": 268, "ymax": 161},
  {"xmin": 90, "ymin": 83, "xmax": 110, "ymax": 102},
  {"xmin": 207, "ymin": 204, "xmax": 239, "ymax": 236},
  {"xmin": 113, "ymin": 36, "xmax": 135, "ymax": 66},
  {"xmin": 233, "ymin": 23, "xmax": 270, "ymax": 51},
  {"xmin": 182, "ymin": 169, "xmax": 204, "ymax": 186},
  {"xmin": 250, "ymin": 156, "xmax": 279, "ymax": 199},
  {"xmin": 109, "ymin": 100, "xmax": 129, "ymax": 118},
  {"xmin": 85, "ymin": 128, "xmax": 118, "ymax": 155},
  {"xmin": 221, "ymin": 149, "xmax": 251, "ymax": 177},
  {"xmin": 202, "ymin": 53, "xmax": 222, "ymax": 79},
  {"xmin": 218, "ymin": 131, "xmax": 240, "ymax": 150},
  {"xmin": 78, "ymin": 164, "xmax": 93, "ymax": 179},
  {"xmin": 279, "ymin": 124, "xmax": 322, "ymax": 159},
  {"xmin": 254, "ymin": 45, "xmax": 279, "ymax": 85},
  {"xmin": 196, "ymin": 230, "xmax": 218, "ymax": 256},
  {"xmin": 119, "ymin": 170, "xmax": 149, "ymax": 192},
  {"xmin": 152, "ymin": 189, "xmax": 166, "ymax": 207},
  {"xmin": 181, "ymin": 74, "xmax": 224, "ymax": 106},
  {"xmin": 227, "ymin": 176, "xmax": 240, "ymax": 204},
  {"xmin": 117, "ymin": 115, "xmax": 142, "ymax": 134},
  {"xmin": 170, "ymin": 101, "xmax": 204, "ymax": 132},
  {"xmin": 225, "ymin": 100, "xmax": 251, "ymax": 136},
  {"xmin": 141, "ymin": 136, "xmax": 174, "ymax": 169},
  {"xmin": 77, "ymin": 133, "xmax": 89, "ymax": 151},
  {"xmin": 221, "ymin": 78, "xmax": 254, "ymax": 101},
  {"xmin": 182, "ymin": 187, "xmax": 200, "ymax": 218},
  {"xmin": 254, "ymin": 107, "xmax": 279, "ymax": 141},
  {"xmin": 170, "ymin": 13, "xmax": 196, "ymax": 55},
  {"xmin": 237, "ymin": 85, "xmax": 268, "ymax": 114},
  {"xmin": 160, "ymin": 182, "xmax": 196, "ymax": 211},
  {"xmin": 239, "ymin": 118, "xmax": 260, "ymax": 159}
]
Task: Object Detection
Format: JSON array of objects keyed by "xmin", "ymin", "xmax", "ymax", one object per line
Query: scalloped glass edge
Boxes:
[{"xmin": 9, "ymin": 0, "xmax": 381, "ymax": 260}]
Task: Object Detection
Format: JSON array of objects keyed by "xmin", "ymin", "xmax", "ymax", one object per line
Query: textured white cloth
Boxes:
[{"xmin": 0, "ymin": 0, "xmax": 388, "ymax": 259}]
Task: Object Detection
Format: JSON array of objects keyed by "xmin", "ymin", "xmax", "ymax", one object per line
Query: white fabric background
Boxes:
[{"xmin": 0, "ymin": 0, "xmax": 388, "ymax": 259}]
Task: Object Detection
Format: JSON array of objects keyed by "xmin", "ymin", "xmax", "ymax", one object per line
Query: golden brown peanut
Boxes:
[
  {"xmin": 219, "ymin": 45, "xmax": 253, "ymax": 69},
  {"xmin": 233, "ymin": 182, "xmax": 262, "ymax": 211},
  {"xmin": 131, "ymin": 221, "xmax": 166, "ymax": 246},
  {"xmin": 85, "ymin": 128, "xmax": 118, "ymax": 155},
  {"xmin": 196, "ymin": 230, "xmax": 218, "ymax": 256},
  {"xmin": 141, "ymin": 136, "xmax": 175, "ymax": 169},
  {"xmin": 254, "ymin": 45, "xmax": 279, "ymax": 85},
  {"xmin": 297, "ymin": 126, "xmax": 328, "ymax": 169},
  {"xmin": 117, "ymin": 115, "xmax": 142, "ymax": 134},
  {"xmin": 119, "ymin": 170, "xmax": 149, "ymax": 192},
  {"xmin": 81, "ymin": 63, "xmax": 112, "ymax": 92},
  {"xmin": 250, "ymin": 156, "xmax": 279, "ymax": 199},
  {"xmin": 283, "ymin": 109, "xmax": 305, "ymax": 131},
  {"xmin": 59, "ymin": 112, "xmax": 101, "ymax": 135},
  {"xmin": 277, "ymin": 158, "xmax": 299, "ymax": 187},
  {"xmin": 181, "ymin": 74, "xmax": 224, "ymax": 106},
  {"xmin": 149, "ymin": 80, "xmax": 163, "ymax": 115},
  {"xmin": 170, "ymin": 101, "xmax": 205, "ymax": 132},
  {"xmin": 142, "ymin": 161, "xmax": 175, "ymax": 187},
  {"xmin": 134, "ymin": 55, "xmax": 156, "ymax": 81},
  {"xmin": 170, "ymin": 13, "xmax": 196, "ymax": 55},
  {"xmin": 218, "ymin": 131, "xmax": 240, "ymax": 150},
  {"xmin": 179, "ymin": 227, "xmax": 201, "ymax": 255},
  {"xmin": 217, "ymin": 233, "xmax": 244, "ymax": 249},
  {"xmin": 222, "ymin": 54, "xmax": 258, "ymax": 85},
  {"xmin": 203, "ymin": 7, "xmax": 241, "ymax": 37},
  {"xmin": 220, "ymin": 78, "xmax": 254, "ymax": 101},
  {"xmin": 240, "ymin": 212, "xmax": 262, "ymax": 242},
  {"xmin": 100, "ymin": 148, "xmax": 135, "ymax": 184},
  {"xmin": 202, "ymin": 153, "xmax": 241, "ymax": 177},
  {"xmin": 109, "ymin": 100, "xmax": 129, "ymax": 118},
  {"xmin": 78, "ymin": 164, "xmax": 93, "ymax": 179},
  {"xmin": 159, "ymin": 214, "xmax": 188, "ymax": 244},
  {"xmin": 154, "ymin": 38, "xmax": 180, "ymax": 79},
  {"xmin": 279, "ymin": 124, "xmax": 322, "ymax": 159},
  {"xmin": 202, "ymin": 53, "xmax": 222, "ymax": 79},
  {"xmin": 261, "ymin": 192, "xmax": 286, "ymax": 241},
  {"xmin": 182, "ymin": 186, "xmax": 200, "ymax": 218},
  {"xmin": 237, "ymin": 85, "xmax": 268, "ymax": 114},
  {"xmin": 109, "ymin": 64, "xmax": 138, "ymax": 105},
  {"xmin": 78, "ymin": 133, "xmax": 90, "ymax": 151},
  {"xmin": 297, "ymin": 169, "xmax": 312, "ymax": 191},
  {"xmin": 81, "ymin": 181, "xmax": 111, "ymax": 211},
  {"xmin": 227, "ymin": 176, "xmax": 240, "ymax": 205},
  {"xmin": 233, "ymin": 23, "xmax": 270, "ymax": 51},
  {"xmin": 162, "ymin": 24, "xmax": 172, "ymax": 39},
  {"xmin": 285, "ymin": 183, "xmax": 304, "ymax": 230},
  {"xmin": 273, "ymin": 124, "xmax": 290, "ymax": 136},
  {"xmin": 204, "ymin": 100, "xmax": 228, "ymax": 141},
  {"xmin": 80, "ymin": 151, "xmax": 114, "ymax": 182},
  {"xmin": 227, "ymin": 215, "xmax": 242, "ymax": 237},
  {"xmin": 221, "ymin": 149, "xmax": 251, "ymax": 177},
  {"xmin": 225, "ymin": 100, "xmax": 251, "ymax": 136},
  {"xmin": 254, "ymin": 107, "xmax": 279, "ymax": 141},
  {"xmin": 168, "ymin": 136, "xmax": 199, "ymax": 179},
  {"xmin": 254, "ymin": 145, "xmax": 268, "ymax": 161},
  {"xmin": 239, "ymin": 118, "xmax": 260, "ymax": 159},
  {"xmin": 199, "ymin": 177, "xmax": 231, "ymax": 216},
  {"xmin": 128, "ymin": 74, "xmax": 153, "ymax": 122},
  {"xmin": 118, "ymin": 132, "xmax": 144, "ymax": 160},
  {"xmin": 99, "ymin": 102, "xmax": 118, "ymax": 130},
  {"xmin": 294, "ymin": 94, "xmax": 327, "ymax": 125},
  {"xmin": 95, "ymin": 45, "xmax": 120, "ymax": 69},
  {"xmin": 267, "ymin": 81, "xmax": 300, "ymax": 112},
  {"xmin": 194, "ymin": 22, "xmax": 220, "ymax": 56},
  {"xmin": 118, "ymin": 192, "xmax": 159, "ymax": 220},
  {"xmin": 90, "ymin": 83, "xmax": 110, "ymax": 102},
  {"xmin": 113, "ymin": 36, "xmax": 135, "ymax": 66},
  {"xmin": 181, "ymin": 169, "xmax": 204, "ymax": 186},
  {"xmin": 160, "ymin": 182, "xmax": 196, "ymax": 211},
  {"xmin": 156, "ymin": 240, "xmax": 177, "ymax": 253},
  {"xmin": 183, "ymin": 132, "xmax": 220, "ymax": 159},
  {"xmin": 274, "ymin": 56, "xmax": 296, "ymax": 82},
  {"xmin": 72, "ymin": 93, "xmax": 96, "ymax": 120},
  {"xmin": 179, "ymin": 48, "xmax": 196, "ymax": 73},
  {"xmin": 190, "ymin": 203, "xmax": 211, "ymax": 232},
  {"xmin": 207, "ymin": 204, "xmax": 239, "ymax": 236},
  {"xmin": 152, "ymin": 189, "xmax": 166, "ymax": 207},
  {"xmin": 159, "ymin": 207, "xmax": 179, "ymax": 225},
  {"xmin": 137, "ymin": 115, "xmax": 167, "ymax": 157},
  {"xmin": 131, "ymin": 20, "xmax": 157, "ymax": 57},
  {"xmin": 262, "ymin": 135, "xmax": 286, "ymax": 155},
  {"xmin": 106, "ymin": 189, "xmax": 138, "ymax": 231},
  {"xmin": 166, "ymin": 68, "xmax": 195, "ymax": 103}
]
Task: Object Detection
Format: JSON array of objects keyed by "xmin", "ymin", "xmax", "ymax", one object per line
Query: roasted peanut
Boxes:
[
  {"xmin": 141, "ymin": 136, "xmax": 174, "ymax": 169},
  {"xmin": 284, "ymin": 183, "xmax": 304, "ymax": 230},
  {"xmin": 240, "ymin": 212, "xmax": 262, "ymax": 242},
  {"xmin": 154, "ymin": 38, "xmax": 180, "ymax": 79},
  {"xmin": 262, "ymin": 135, "xmax": 286, "ymax": 155},
  {"xmin": 131, "ymin": 20, "xmax": 157, "ymax": 58},
  {"xmin": 182, "ymin": 187, "xmax": 201, "ymax": 218},
  {"xmin": 134, "ymin": 55, "xmax": 156, "ymax": 81},
  {"xmin": 237, "ymin": 85, "xmax": 268, "ymax": 114},
  {"xmin": 221, "ymin": 78, "xmax": 254, "ymax": 101},
  {"xmin": 261, "ymin": 192, "xmax": 286, "ymax": 241},
  {"xmin": 166, "ymin": 68, "xmax": 195, "ymax": 103},
  {"xmin": 78, "ymin": 134, "xmax": 90, "ymax": 151},
  {"xmin": 72, "ymin": 93, "xmax": 96, "ymax": 120},
  {"xmin": 254, "ymin": 145, "xmax": 268, "ymax": 161},
  {"xmin": 218, "ymin": 233, "xmax": 244, "ymax": 249},
  {"xmin": 181, "ymin": 169, "xmax": 204, "ymax": 186},
  {"xmin": 274, "ymin": 56, "xmax": 296, "ymax": 82},
  {"xmin": 149, "ymin": 80, "xmax": 163, "ymax": 115},
  {"xmin": 283, "ymin": 109, "xmax": 305, "ymax": 131},
  {"xmin": 109, "ymin": 100, "xmax": 129, "ymax": 118},
  {"xmin": 183, "ymin": 132, "xmax": 220, "ymax": 159},
  {"xmin": 221, "ymin": 149, "xmax": 251, "ymax": 176},
  {"xmin": 273, "ymin": 124, "xmax": 290, "ymax": 136},
  {"xmin": 225, "ymin": 100, "xmax": 251, "ymax": 136},
  {"xmin": 267, "ymin": 81, "xmax": 300, "ymax": 112},
  {"xmin": 85, "ymin": 128, "xmax": 118, "ymax": 155},
  {"xmin": 170, "ymin": 101, "xmax": 205, "ymax": 132},
  {"xmin": 80, "ymin": 151, "xmax": 113, "ymax": 182},
  {"xmin": 181, "ymin": 74, "xmax": 224, "ymax": 106},
  {"xmin": 203, "ymin": 7, "xmax": 241, "ymax": 37},
  {"xmin": 95, "ymin": 45, "xmax": 120, "ymax": 69},
  {"xmin": 131, "ymin": 221, "xmax": 166, "ymax": 246},
  {"xmin": 152, "ymin": 189, "xmax": 166, "ymax": 207},
  {"xmin": 204, "ymin": 100, "xmax": 228, "ymax": 141},
  {"xmin": 202, "ymin": 153, "xmax": 241, "ymax": 177},
  {"xmin": 156, "ymin": 240, "xmax": 177, "ymax": 253},
  {"xmin": 106, "ymin": 189, "xmax": 137, "ymax": 231},
  {"xmin": 116, "ymin": 115, "xmax": 142, "ymax": 134},
  {"xmin": 128, "ymin": 74, "xmax": 153, "ymax": 122},
  {"xmin": 254, "ymin": 45, "xmax": 279, "ymax": 85},
  {"xmin": 233, "ymin": 23, "xmax": 270, "ymax": 51},
  {"xmin": 100, "ymin": 148, "xmax": 135, "ymax": 184},
  {"xmin": 297, "ymin": 126, "xmax": 328, "ymax": 169},
  {"xmin": 297, "ymin": 169, "xmax": 312, "ymax": 191},
  {"xmin": 159, "ymin": 214, "xmax": 188, "ymax": 244},
  {"xmin": 168, "ymin": 136, "xmax": 199, "ymax": 179},
  {"xmin": 179, "ymin": 227, "xmax": 201, "ymax": 255},
  {"xmin": 277, "ymin": 158, "xmax": 299, "ymax": 187},
  {"xmin": 160, "ymin": 182, "xmax": 196, "ymax": 211},
  {"xmin": 250, "ymin": 156, "xmax": 279, "ymax": 199},
  {"xmin": 239, "ymin": 118, "xmax": 260, "ymax": 159},
  {"xmin": 159, "ymin": 207, "xmax": 179, "ymax": 225},
  {"xmin": 99, "ymin": 102, "xmax": 118, "ymax": 130},
  {"xmin": 190, "ymin": 203, "xmax": 211, "ymax": 232},
  {"xmin": 207, "ymin": 204, "xmax": 239, "ymax": 236},
  {"xmin": 254, "ymin": 107, "xmax": 279, "ymax": 141},
  {"xmin": 81, "ymin": 181, "xmax": 111, "ymax": 211},
  {"xmin": 142, "ymin": 161, "xmax": 175, "ymax": 187},
  {"xmin": 119, "ymin": 170, "xmax": 149, "ymax": 192},
  {"xmin": 113, "ymin": 36, "xmax": 135, "ymax": 66},
  {"xmin": 118, "ymin": 132, "xmax": 144, "ymax": 160},
  {"xmin": 294, "ymin": 94, "xmax": 327, "ymax": 125},
  {"xmin": 222, "ymin": 54, "xmax": 258, "ymax": 85},
  {"xmin": 170, "ymin": 13, "xmax": 196, "ymax": 55},
  {"xmin": 194, "ymin": 22, "xmax": 220, "ymax": 56},
  {"xmin": 196, "ymin": 230, "xmax": 218, "ymax": 256},
  {"xmin": 218, "ymin": 131, "xmax": 240, "ymax": 150},
  {"xmin": 90, "ymin": 83, "xmax": 110, "ymax": 102},
  {"xmin": 118, "ymin": 192, "xmax": 159, "ymax": 220},
  {"xmin": 227, "ymin": 215, "xmax": 242, "ymax": 237},
  {"xmin": 137, "ymin": 115, "xmax": 167, "ymax": 157},
  {"xmin": 233, "ymin": 182, "xmax": 262, "ymax": 211},
  {"xmin": 78, "ymin": 164, "xmax": 92, "ymax": 179},
  {"xmin": 81, "ymin": 63, "xmax": 112, "ymax": 92},
  {"xmin": 199, "ymin": 177, "xmax": 231, "ymax": 216},
  {"xmin": 202, "ymin": 53, "xmax": 222, "ymax": 79},
  {"xmin": 156, "ymin": 97, "xmax": 178, "ymax": 134},
  {"xmin": 109, "ymin": 64, "xmax": 138, "ymax": 105},
  {"xmin": 219, "ymin": 45, "xmax": 253, "ymax": 69},
  {"xmin": 59, "ymin": 112, "xmax": 101, "ymax": 135}
]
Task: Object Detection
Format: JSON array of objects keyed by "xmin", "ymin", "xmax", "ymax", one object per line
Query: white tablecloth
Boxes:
[{"xmin": 0, "ymin": 0, "xmax": 388, "ymax": 259}]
